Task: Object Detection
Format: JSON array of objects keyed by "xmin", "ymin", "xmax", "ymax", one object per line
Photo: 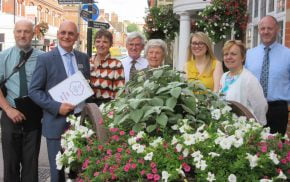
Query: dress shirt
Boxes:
[
  {"xmin": 58, "ymin": 46, "xmax": 78, "ymax": 76},
  {"xmin": 121, "ymin": 56, "xmax": 148, "ymax": 82},
  {"xmin": 0, "ymin": 46, "xmax": 43, "ymax": 107},
  {"xmin": 245, "ymin": 42, "xmax": 290, "ymax": 103}
]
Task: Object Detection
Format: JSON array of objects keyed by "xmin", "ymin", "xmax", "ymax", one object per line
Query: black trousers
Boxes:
[
  {"xmin": 265, "ymin": 101, "xmax": 289, "ymax": 135},
  {"xmin": 1, "ymin": 111, "xmax": 41, "ymax": 182}
]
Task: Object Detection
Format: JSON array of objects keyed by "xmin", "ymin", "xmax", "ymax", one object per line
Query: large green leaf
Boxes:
[
  {"xmin": 133, "ymin": 123, "xmax": 146, "ymax": 132},
  {"xmin": 129, "ymin": 109, "xmax": 144, "ymax": 123},
  {"xmin": 143, "ymin": 106, "xmax": 161, "ymax": 118},
  {"xmin": 170, "ymin": 87, "xmax": 182, "ymax": 98},
  {"xmin": 181, "ymin": 104, "xmax": 195, "ymax": 115},
  {"xmin": 150, "ymin": 97, "xmax": 164, "ymax": 106},
  {"xmin": 152, "ymin": 69, "xmax": 163, "ymax": 78},
  {"xmin": 182, "ymin": 97, "xmax": 196, "ymax": 110},
  {"xmin": 166, "ymin": 97, "xmax": 177, "ymax": 109},
  {"xmin": 156, "ymin": 113, "xmax": 168, "ymax": 127},
  {"xmin": 146, "ymin": 124, "xmax": 157, "ymax": 133}
]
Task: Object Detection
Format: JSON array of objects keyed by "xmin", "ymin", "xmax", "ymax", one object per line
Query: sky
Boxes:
[{"xmin": 97, "ymin": 0, "xmax": 148, "ymax": 23}]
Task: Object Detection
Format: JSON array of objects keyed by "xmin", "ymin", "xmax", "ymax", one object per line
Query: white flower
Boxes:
[
  {"xmin": 208, "ymin": 152, "xmax": 220, "ymax": 158},
  {"xmin": 171, "ymin": 136, "xmax": 178, "ymax": 145},
  {"xmin": 191, "ymin": 151, "xmax": 203, "ymax": 162},
  {"xmin": 136, "ymin": 131, "xmax": 145, "ymax": 138},
  {"xmin": 108, "ymin": 122, "xmax": 115, "ymax": 128},
  {"xmin": 246, "ymin": 153, "xmax": 258, "ymax": 169},
  {"xmin": 268, "ymin": 151, "xmax": 279, "ymax": 164},
  {"xmin": 162, "ymin": 171, "xmax": 171, "ymax": 182},
  {"xmin": 150, "ymin": 137, "xmax": 163, "ymax": 148},
  {"xmin": 221, "ymin": 105, "xmax": 231, "ymax": 114},
  {"xmin": 183, "ymin": 148, "xmax": 189, "ymax": 157},
  {"xmin": 128, "ymin": 137, "xmax": 137, "ymax": 145},
  {"xmin": 196, "ymin": 160, "xmax": 207, "ymax": 171},
  {"xmin": 55, "ymin": 151, "xmax": 63, "ymax": 170},
  {"xmin": 64, "ymin": 167, "xmax": 70, "ymax": 174},
  {"xmin": 259, "ymin": 179, "xmax": 273, "ymax": 182},
  {"xmin": 276, "ymin": 170, "xmax": 287, "ymax": 180},
  {"xmin": 207, "ymin": 172, "xmax": 216, "ymax": 181},
  {"xmin": 233, "ymin": 137, "xmax": 243, "ymax": 148},
  {"xmin": 182, "ymin": 133, "xmax": 196, "ymax": 145},
  {"xmin": 211, "ymin": 109, "xmax": 221, "ymax": 120},
  {"xmin": 176, "ymin": 143, "xmax": 183, "ymax": 152},
  {"xmin": 176, "ymin": 166, "xmax": 185, "ymax": 177},
  {"xmin": 132, "ymin": 143, "xmax": 145, "ymax": 153},
  {"xmin": 228, "ymin": 174, "xmax": 237, "ymax": 182},
  {"xmin": 144, "ymin": 152, "xmax": 154, "ymax": 161},
  {"xmin": 171, "ymin": 124, "xmax": 178, "ymax": 130}
]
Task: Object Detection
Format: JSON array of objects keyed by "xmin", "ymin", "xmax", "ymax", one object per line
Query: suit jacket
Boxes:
[{"xmin": 29, "ymin": 47, "xmax": 90, "ymax": 139}]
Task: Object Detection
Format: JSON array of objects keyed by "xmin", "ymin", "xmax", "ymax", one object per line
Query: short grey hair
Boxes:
[
  {"xmin": 144, "ymin": 39, "xmax": 167, "ymax": 57},
  {"xmin": 126, "ymin": 32, "xmax": 146, "ymax": 45}
]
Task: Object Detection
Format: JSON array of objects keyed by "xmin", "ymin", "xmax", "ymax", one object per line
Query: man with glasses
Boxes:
[
  {"xmin": 29, "ymin": 20, "xmax": 90, "ymax": 181},
  {"xmin": 121, "ymin": 32, "xmax": 148, "ymax": 82}
]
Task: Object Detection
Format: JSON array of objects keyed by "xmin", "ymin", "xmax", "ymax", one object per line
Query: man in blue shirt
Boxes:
[
  {"xmin": 246, "ymin": 15, "xmax": 290, "ymax": 135},
  {"xmin": 0, "ymin": 19, "xmax": 44, "ymax": 181}
]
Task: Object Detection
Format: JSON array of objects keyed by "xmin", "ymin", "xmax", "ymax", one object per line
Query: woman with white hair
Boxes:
[{"xmin": 144, "ymin": 39, "xmax": 167, "ymax": 69}]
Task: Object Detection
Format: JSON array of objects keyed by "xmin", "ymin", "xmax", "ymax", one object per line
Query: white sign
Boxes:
[{"xmin": 48, "ymin": 71, "xmax": 94, "ymax": 105}]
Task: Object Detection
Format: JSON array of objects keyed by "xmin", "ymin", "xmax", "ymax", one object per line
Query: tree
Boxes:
[{"xmin": 126, "ymin": 23, "xmax": 139, "ymax": 33}]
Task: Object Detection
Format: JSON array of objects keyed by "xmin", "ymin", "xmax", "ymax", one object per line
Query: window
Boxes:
[
  {"xmin": 268, "ymin": 0, "xmax": 274, "ymax": 12},
  {"xmin": 253, "ymin": 25, "xmax": 259, "ymax": 47},
  {"xmin": 248, "ymin": 0, "xmax": 253, "ymax": 22},
  {"xmin": 277, "ymin": 20, "xmax": 284, "ymax": 44},
  {"xmin": 276, "ymin": 0, "xmax": 285, "ymax": 13},
  {"xmin": 260, "ymin": 0, "xmax": 266, "ymax": 17},
  {"xmin": 254, "ymin": 0, "xmax": 259, "ymax": 18}
]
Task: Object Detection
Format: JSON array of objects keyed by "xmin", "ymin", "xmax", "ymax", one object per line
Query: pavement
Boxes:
[{"xmin": 0, "ymin": 112, "xmax": 51, "ymax": 182}]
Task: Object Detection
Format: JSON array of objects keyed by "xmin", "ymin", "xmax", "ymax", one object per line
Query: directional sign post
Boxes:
[
  {"xmin": 80, "ymin": 4, "xmax": 99, "ymax": 22},
  {"xmin": 58, "ymin": 0, "xmax": 82, "ymax": 4},
  {"xmin": 92, "ymin": 21, "xmax": 110, "ymax": 29}
]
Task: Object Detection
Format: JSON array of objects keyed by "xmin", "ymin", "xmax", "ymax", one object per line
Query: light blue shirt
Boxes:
[
  {"xmin": 0, "ymin": 46, "xmax": 44, "ymax": 106},
  {"xmin": 245, "ymin": 42, "xmax": 290, "ymax": 102},
  {"xmin": 57, "ymin": 45, "xmax": 78, "ymax": 76}
]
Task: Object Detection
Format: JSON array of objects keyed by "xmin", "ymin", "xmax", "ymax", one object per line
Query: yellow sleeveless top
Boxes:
[{"xmin": 186, "ymin": 58, "xmax": 217, "ymax": 91}]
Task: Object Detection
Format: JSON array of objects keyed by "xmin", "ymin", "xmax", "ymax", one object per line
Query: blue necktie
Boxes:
[
  {"xmin": 260, "ymin": 46, "xmax": 271, "ymax": 97},
  {"xmin": 65, "ymin": 52, "xmax": 75, "ymax": 76}
]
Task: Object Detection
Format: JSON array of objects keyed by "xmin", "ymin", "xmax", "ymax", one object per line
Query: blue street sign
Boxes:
[{"xmin": 81, "ymin": 4, "xmax": 99, "ymax": 22}]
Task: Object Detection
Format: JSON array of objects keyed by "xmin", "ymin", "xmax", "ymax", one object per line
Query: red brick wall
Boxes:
[{"xmin": 285, "ymin": 22, "xmax": 290, "ymax": 48}]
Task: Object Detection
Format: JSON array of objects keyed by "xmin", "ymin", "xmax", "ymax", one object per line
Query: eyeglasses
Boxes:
[{"xmin": 191, "ymin": 42, "xmax": 206, "ymax": 47}]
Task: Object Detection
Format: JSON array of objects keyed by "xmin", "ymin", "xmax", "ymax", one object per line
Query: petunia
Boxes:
[
  {"xmin": 206, "ymin": 172, "xmax": 216, "ymax": 182},
  {"xmin": 228, "ymin": 174, "xmax": 237, "ymax": 182}
]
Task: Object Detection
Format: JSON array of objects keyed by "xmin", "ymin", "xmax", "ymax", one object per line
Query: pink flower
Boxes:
[
  {"xmin": 119, "ymin": 130, "xmax": 125, "ymax": 135},
  {"xmin": 150, "ymin": 162, "xmax": 157, "ymax": 168},
  {"xmin": 138, "ymin": 158, "xmax": 145, "ymax": 164},
  {"xmin": 131, "ymin": 163, "xmax": 137, "ymax": 169},
  {"xmin": 126, "ymin": 149, "xmax": 131, "ymax": 154},
  {"xmin": 287, "ymin": 169, "xmax": 290, "ymax": 174},
  {"xmin": 98, "ymin": 119, "xmax": 103, "ymax": 125},
  {"xmin": 178, "ymin": 155, "xmax": 184, "ymax": 160},
  {"xmin": 276, "ymin": 168, "xmax": 282, "ymax": 174},
  {"xmin": 152, "ymin": 168, "xmax": 158, "ymax": 174},
  {"xmin": 77, "ymin": 148, "xmax": 82, "ymax": 159},
  {"xmin": 280, "ymin": 158, "xmax": 287, "ymax": 164},
  {"xmin": 123, "ymin": 163, "xmax": 130, "ymax": 172},
  {"xmin": 111, "ymin": 135, "xmax": 120, "ymax": 141},
  {"xmin": 129, "ymin": 130, "xmax": 135, "ymax": 136},
  {"xmin": 140, "ymin": 170, "xmax": 146, "ymax": 175},
  {"xmin": 98, "ymin": 145, "xmax": 103, "ymax": 151},
  {"xmin": 182, "ymin": 162, "xmax": 191, "ymax": 172},
  {"xmin": 93, "ymin": 172, "xmax": 99, "ymax": 176},
  {"xmin": 260, "ymin": 145, "xmax": 268, "ymax": 153},
  {"xmin": 153, "ymin": 174, "xmax": 160, "ymax": 181},
  {"xmin": 82, "ymin": 159, "xmax": 89, "ymax": 170},
  {"xmin": 109, "ymin": 128, "xmax": 119, "ymax": 133},
  {"xmin": 107, "ymin": 149, "xmax": 112, "ymax": 155},
  {"xmin": 117, "ymin": 147, "xmax": 123, "ymax": 153},
  {"xmin": 277, "ymin": 142, "xmax": 283, "ymax": 149},
  {"xmin": 86, "ymin": 146, "xmax": 91, "ymax": 152},
  {"xmin": 147, "ymin": 173, "xmax": 154, "ymax": 180}
]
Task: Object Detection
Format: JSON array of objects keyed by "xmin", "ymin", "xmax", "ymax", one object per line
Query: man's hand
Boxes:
[
  {"xmin": 5, "ymin": 107, "xmax": 26, "ymax": 123},
  {"xmin": 59, "ymin": 103, "xmax": 75, "ymax": 116}
]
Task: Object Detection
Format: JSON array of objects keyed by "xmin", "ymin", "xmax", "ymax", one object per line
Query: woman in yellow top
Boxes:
[{"xmin": 186, "ymin": 32, "xmax": 223, "ymax": 92}]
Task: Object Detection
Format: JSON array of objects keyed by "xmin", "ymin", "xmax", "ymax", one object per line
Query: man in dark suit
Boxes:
[{"xmin": 29, "ymin": 20, "xmax": 90, "ymax": 182}]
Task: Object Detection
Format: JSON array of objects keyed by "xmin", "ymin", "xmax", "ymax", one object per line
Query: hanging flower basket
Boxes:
[{"xmin": 34, "ymin": 21, "xmax": 49, "ymax": 40}]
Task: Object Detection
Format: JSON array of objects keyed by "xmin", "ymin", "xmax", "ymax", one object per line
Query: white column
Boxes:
[{"xmin": 176, "ymin": 11, "xmax": 190, "ymax": 71}]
